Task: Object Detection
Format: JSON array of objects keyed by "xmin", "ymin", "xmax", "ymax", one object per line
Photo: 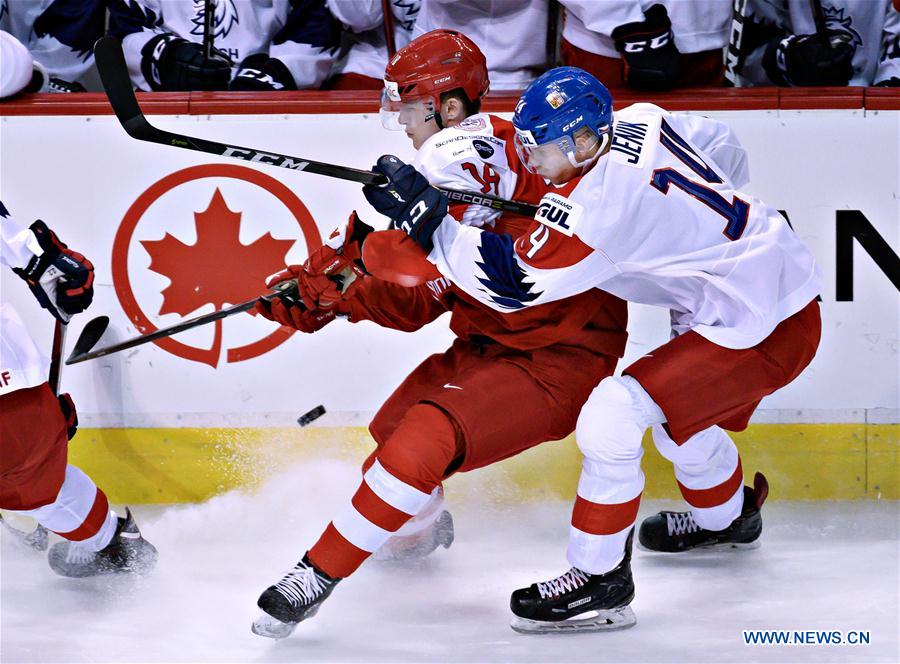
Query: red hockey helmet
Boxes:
[{"xmin": 382, "ymin": 29, "xmax": 489, "ymax": 128}]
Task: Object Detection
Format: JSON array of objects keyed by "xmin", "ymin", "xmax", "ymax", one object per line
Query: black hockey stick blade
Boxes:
[
  {"xmin": 93, "ymin": 36, "xmax": 538, "ymax": 216},
  {"xmin": 65, "ymin": 290, "xmax": 286, "ymax": 365},
  {"xmin": 66, "ymin": 315, "xmax": 110, "ymax": 365}
]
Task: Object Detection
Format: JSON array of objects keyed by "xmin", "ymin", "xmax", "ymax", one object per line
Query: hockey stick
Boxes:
[
  {"xmin": 93, "ymin": 37, "xmax": 539, "ymax": 217},
  {"xmin": 723, "ymin": 0, "xmax": 749, "ymax": 86},
  {"xmin": 65, "ymin": 288, "xmax": 289, "ymax": 365},
  {"xmin": 808, "ymin": 0, "xmax": 831, "ymax": 47},
  {"xmin": 381, "ymin": 0, "xmax": 397, "ymax": 58},
  {"xmin": 48, "ymin": 320, "xmax": 66, "ymax": 396},
  {"xmin": 203, "ymin": 0, "xmax": 216, "ymax": 60},
  {"xmin": 68, "ymin": 315, "xmax": 110, "ymax": 361}
]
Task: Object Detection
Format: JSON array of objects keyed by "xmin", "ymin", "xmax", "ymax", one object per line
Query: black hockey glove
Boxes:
[
  {"xmin": 230, "ymin": 54, "xmax": 297, "ymax": 91},
  {"xmin": 362, "ymin": 156, "xmax": 448, "ymax": 253},
  {"xmin": 12, "ymin": 220, "xmax": 95, "ymax": 323},
  {"xmin": 58, "ymin": 393, "xmax": 78, "ymax": 440},
  {"xmin": 141, "ymin": 33, "xmax": 232, "ymax": 91},
  {"xmin": 611, "ymin": 4, "xmax": 679, "ymax": 91},
  {"xmin": 763, "ymin": 32, "xmax": 856, "ymax": 86}
]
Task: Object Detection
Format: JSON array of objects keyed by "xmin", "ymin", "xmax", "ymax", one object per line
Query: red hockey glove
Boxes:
[
  {"xmin": 57, "ymin": 392, "xmax": 78, "ymax": 440},
  {"xmin": 13, "ymin": 220, "xmax": 95, "ymax": 323},
  {"xmin": 301, "ymin": 211, "xmax": 374, "ymax": 308},
  {"xmin": 254, "ymin": 268, "xmax": 337, "ymax": 334}
]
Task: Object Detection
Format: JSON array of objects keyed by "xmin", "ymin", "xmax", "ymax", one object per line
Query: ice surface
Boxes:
[{"xmin": 2, "ymin": 458, "xmax": 898, "ymax": 663}]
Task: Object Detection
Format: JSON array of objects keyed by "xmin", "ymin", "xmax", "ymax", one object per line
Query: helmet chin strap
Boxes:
[{"xmin": 566, "ymin": 132, "xmax": 610, "ymax": 173}]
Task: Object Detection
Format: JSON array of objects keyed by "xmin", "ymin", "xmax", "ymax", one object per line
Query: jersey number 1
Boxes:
[
  {"xmin": 461, "ymin": 162, "xmax": 500, "ymax": 195},
  {"xmin": 650, "ymin": 119, "xmax": 749, "ymax": 241}
]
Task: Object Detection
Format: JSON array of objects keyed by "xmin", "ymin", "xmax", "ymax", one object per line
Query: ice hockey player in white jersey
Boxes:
[
  {"xmin": 0, "ymin": 201, "xmax": 157, "ymax": 578},
  {"xmin": 107, "ymin": 0, "xmax": 342, "ymax": 91},
  {"xmin": 365, "ymin": 67, "xmax": 823, "ymax": 632}
]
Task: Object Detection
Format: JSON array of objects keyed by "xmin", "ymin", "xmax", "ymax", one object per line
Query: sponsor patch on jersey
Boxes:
[
  {"xmin": 534, "ymin": 193, "xmax": 582, "ymax": 237},
  {"xmin": 515, "ymin": 127, "xmax": 538, "ymax": 148},
  {"xmin": 472, "ymin": 139, "xmax": 495, "ymax": 159},
  {"xmin": 458, "ymin": 117, "xmax": 487, "ymax": 132}
]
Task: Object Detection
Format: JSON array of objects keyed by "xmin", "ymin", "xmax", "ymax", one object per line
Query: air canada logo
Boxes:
[{"xmin": 112, "ymin": 164, "xmax": 321, "ymax": 367}]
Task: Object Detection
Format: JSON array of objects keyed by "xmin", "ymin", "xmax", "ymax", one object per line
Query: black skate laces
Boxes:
[
  {"xmin": 273, "ymin": 562, "xmax": 328, "ymax": 607},
  {"xmin": 537, "ymin": 568, "xmax": 591, "ymax": 599},
  {"xmin": 666, "ymin": 511, "xmax": 702, "ymax": 536}
]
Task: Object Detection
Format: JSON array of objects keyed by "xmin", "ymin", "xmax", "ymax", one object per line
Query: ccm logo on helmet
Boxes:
[
  {"xmin": 561, "ymin": 115, "xmax": 584, "ymax": 133},
  {"xmin": 534, "ymin": 193, "xmax": 583, "ymax": 237}
]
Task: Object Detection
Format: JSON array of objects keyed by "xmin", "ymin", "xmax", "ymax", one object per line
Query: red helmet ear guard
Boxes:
[{"xmin": 384, "ymin": 29, "xmax": 489, "ymax": 106}]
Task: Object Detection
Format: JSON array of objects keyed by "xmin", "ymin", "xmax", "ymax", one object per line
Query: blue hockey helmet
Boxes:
[{"xmin": 513, "ymin": 67, "xmax": 613, "ymax": 174}]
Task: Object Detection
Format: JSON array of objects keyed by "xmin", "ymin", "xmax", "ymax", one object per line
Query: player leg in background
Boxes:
[
  {"xmin": 638, "ymin": 424, "xmax": 768, "ymax": 553},
  {"xmin": 628, "ymin": 301, "xmax": 821, "ymax": 553},
  {"xmin": 0, "ymin": 383, "xmax": 157, "ymax": 577}
]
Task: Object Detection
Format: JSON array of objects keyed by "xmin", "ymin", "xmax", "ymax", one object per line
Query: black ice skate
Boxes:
[
  {"xmin": 372, "ymin": 510, "xmax": 455, "ymax": 562},
  {"xmin": 509, "ymin": 529, "xmax": 637, "ymax": 634},
  {"xmin": 252, "ymin": 553, "xmax": 340, "ymax": 639},
  {"xmin": 638, "ymin": 472, "xmax": 769, "ymax": 553},
  {"xmin": 48, "ymin": 507, "xmax": 158, "ymax": 578}
]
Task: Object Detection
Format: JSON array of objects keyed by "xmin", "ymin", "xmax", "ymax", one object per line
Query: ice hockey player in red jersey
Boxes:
[
  {"xmin": 0, "ymin": 201, "xmax": 157, "ymax": 578},
  {"xmin": 368, "ymin": 66, "xmax": 822, "ymax": 632},
  {"xmin": 250, "ymin": 30, "xmax": 629, "ymax": 638}
]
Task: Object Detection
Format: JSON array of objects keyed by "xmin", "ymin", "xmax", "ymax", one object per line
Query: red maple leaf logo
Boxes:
[
  {"xmin": 139, "ymin": 188, "xmax": 295, "ymax": 366},
  {"xmin": 142, "ymin": 188, "xmax": 295, "ymax": 316}
]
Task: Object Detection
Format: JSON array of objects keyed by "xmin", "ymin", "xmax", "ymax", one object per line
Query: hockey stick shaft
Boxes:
[
  {"xmin": 65, "ymin": 292, "xmax": 281, "ymax": 365},
  {"xmin": 48, "ymin": 320, "xmax": 66, "ymax": 395},
  {"xmin": 203, "ymin": 0, "xmax": 215, "ymax": 59},
  {"xmin": 808, "ymin": 0, "xmax": 831, "ymax": 47},
  {"xmin": 94, "ymin": 37, "xmax": 539, "ymax": 217},
  {"xmin": 381, "ymin": 0, "xmax": 397, "ymax": 58},
  {"xmin": 723, "ymin": 0, "xmax": 749, "ymax": 86}
]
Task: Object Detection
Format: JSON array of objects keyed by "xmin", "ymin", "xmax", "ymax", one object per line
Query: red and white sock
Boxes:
[{"xmin": 9, "ymin": 465, "xmax": 117, "ymax": 551}]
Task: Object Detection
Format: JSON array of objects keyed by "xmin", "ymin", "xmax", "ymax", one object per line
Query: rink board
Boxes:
[
  {"xmin": 68, "ymin": 422, "xmax": 899, "ymax": 504},
  {"xmin": 1, "ymin": 92, "xmax": 898, "ymax": 505}
]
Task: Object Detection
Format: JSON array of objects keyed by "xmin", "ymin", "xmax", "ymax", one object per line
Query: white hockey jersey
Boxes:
[
  {"xmin": 108, "ymin": 0, "xmax": 342, "ymax": 90},
  {"xmin": 561, "ymin": 0, "xmax": 732, "ymax": 58},
  {"xmin": 0, "ymin": 203, "xmax": 51, "ymax": 395},
  {"xmin": 413, "ymin": 0, "xmax": 549, "ymax": 90},
  {"xmin": 737, "ymin": 0, "xmax": 900, "ymax": 86},
  {"xmin": 428, "ymin": 104, "xmax": 822, "ymax": 350},
  {"xmin": 327, "ymin": 0, "xmax": 420, "ymax": 81},
  {"xmin": 413, "ymin": 112, "xmax": 548, "ymax": 231}
]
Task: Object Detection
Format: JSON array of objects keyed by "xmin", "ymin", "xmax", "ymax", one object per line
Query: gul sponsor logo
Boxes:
[
  {"xmin": 112, "ymin": 164, "xmax": 321, "ymax": 367},
  {"xmin": 535, "ymin": 193, "xmax": 582, "ymax": 236}
]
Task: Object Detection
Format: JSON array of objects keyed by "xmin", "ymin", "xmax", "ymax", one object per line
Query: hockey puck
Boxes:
[{"xmin": 297, "ymin": 405, "xmax": 326, "ymax": 427}]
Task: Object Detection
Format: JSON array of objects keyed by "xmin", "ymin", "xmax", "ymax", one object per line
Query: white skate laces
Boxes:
[
  {"xmin": 666, "ymin": 511, "xmax": 701, "ymax": 536},
  {"xmin": 273, "ymin": 562, "xmax": 326, "ymax": 607},
  {"xmin": 537, "ymin": 567, "xmax": 591, "ymax": 599}
]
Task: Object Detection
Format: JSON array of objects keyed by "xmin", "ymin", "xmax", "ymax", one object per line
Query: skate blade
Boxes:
[
  {"xmin": 637, "ymin": 539, "xmax": 761, "ymax": 554},
  {"xmin": 251, "ymin": 613, "xmax": 299, "ymax": 640},
  {"xmin": 510, "ymin": 606, "xmax": 636, "ymax": 635}
]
